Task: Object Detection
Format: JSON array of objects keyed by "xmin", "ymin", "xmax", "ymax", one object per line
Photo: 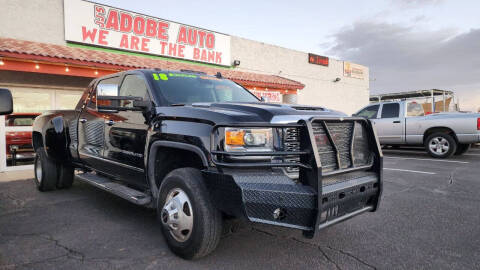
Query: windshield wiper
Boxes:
[{"xmin": 170, "ymin": 103, "xmax": 186, "ymax": 106}]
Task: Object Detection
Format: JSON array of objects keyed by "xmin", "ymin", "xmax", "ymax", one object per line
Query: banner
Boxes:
[
  {"xmin": 343, "ymin": 62, "xmax": 365, "ymax": 79},
  {"xmin": 64, "ymin": 0, "xmax": 231, "ymax": 66},
  {"xmin": 250, "ymin": 90, "xmax": 282, "ymax": 103}
]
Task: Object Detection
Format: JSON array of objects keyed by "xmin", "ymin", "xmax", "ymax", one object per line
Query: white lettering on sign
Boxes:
[{"xmin": 64, "ymin": 0, "xmax": 231, "ymax": 66}]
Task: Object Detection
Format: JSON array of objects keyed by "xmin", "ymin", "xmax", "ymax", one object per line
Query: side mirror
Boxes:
[
  {"xmin": 0, "ymin": 88, "xmax": 13, "ymax": 115},
  {"xmin": 260, "ymin": 96, "xmax": 266, "ymax": 102},
  {"xmin": 97, "ymin": 96, "xmax": 148, "ymax": 112}
]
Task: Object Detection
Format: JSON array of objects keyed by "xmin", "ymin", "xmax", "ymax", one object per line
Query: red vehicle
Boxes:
[{"xmin": 5, "ymin": 113, "xmax": 40, "ymax": 165}]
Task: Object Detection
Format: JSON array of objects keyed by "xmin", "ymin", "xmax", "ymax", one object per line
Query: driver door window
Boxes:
[
  {"xmin": 119, "ymin": 75, "xmax": 150, "ymax": 107},
  {"xmin": 357, "ymin": 105, "xmax": 379, "ymax": 119}
]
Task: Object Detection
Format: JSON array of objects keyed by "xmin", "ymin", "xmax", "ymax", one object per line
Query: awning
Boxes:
[{"xmin": 0, "ymin": 38, "xmax": 304, "ymax": 91}]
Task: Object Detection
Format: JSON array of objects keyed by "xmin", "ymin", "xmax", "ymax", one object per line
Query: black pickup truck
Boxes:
[{"xmin": 32, "ymin": 69, "xmax": 383, "ymax": 259}]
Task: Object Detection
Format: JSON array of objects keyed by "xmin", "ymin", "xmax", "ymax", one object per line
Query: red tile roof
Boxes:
[{"xmin": 0, "ymin": 38, "xmax": 304, "ymax": 90}]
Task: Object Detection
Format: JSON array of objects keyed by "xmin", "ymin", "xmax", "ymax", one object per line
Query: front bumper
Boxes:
[
  {"xmin": 206, "ymin": 117, "xmax": 383, "ymax": 234},
  {"xmin": 203, "ymin": 169, "xmax": 380, "ymax": 232},
  {"xmin": 7, "ymin": 152, "xmax": 36, "ymax": 160}
]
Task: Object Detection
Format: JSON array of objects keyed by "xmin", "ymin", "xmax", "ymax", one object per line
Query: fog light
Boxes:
[{"xmin": 273, "ymin": 208, "xmax": 286, "ymax": 220}]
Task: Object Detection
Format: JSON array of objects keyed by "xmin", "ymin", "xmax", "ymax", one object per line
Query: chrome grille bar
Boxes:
[{"xmin": 321, "ymin": 121, "xmax": 341, "ymax": 170}]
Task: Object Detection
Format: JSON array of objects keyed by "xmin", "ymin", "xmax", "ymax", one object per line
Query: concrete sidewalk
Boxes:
[{"xmin": 0, "ymin": 170, "xmax": 34, "ymax": 182}]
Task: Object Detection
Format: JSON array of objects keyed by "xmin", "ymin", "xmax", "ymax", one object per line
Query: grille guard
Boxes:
[
  {"xmin": 210, "ymin": 117, "xmax": 384, "ymax": 234},
  {"xmin": 210, "ymin": 117, "xmax": 382, "ymax": 172}
]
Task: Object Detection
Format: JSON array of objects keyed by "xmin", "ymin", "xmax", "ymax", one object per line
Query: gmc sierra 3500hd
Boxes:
[{"xmin": 32, "ymin": 69, "xmax": 383, "ymax": 259}]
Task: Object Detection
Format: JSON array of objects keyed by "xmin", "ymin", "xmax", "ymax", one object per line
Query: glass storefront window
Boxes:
[
  {"xmin": 1, "ymin": 87, "xmax": 84, "ymax": 170},
  {"xmin": 11, "ymin": 89, "xmax": 53, "ymax": 113},
  {"xmin": 56, "ymin": 90, "xmax": 84, "ymax": 110}
]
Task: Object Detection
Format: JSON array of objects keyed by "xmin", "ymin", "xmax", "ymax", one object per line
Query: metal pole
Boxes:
[
  {"xmin": 443, "ymin": 91, "xmax": 446, "ymax": 112},
  {"xmin": 0, "ymin": 116, "xmax": 5, "ymax": 172},
  {"xmin": 431, "ymin": 90, "xmax": 434, "ymax": 113}
]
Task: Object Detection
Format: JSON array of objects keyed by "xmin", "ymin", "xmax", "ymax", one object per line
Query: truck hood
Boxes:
[{"xmin": 156, "ymin": 102, "xmax": 348, "ymax": 124}]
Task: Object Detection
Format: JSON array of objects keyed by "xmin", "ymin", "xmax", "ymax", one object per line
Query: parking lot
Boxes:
[{"xmin": 1, "ymin": 148, "xmax": 479, "ymax": 270}]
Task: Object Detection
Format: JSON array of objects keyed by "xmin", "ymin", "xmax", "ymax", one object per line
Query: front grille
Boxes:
[
  {"xmin": 11, "ymin": 144, "xmax": 33, "ymax": 152},
  {"xmin": 312, "ymin": 120, "xmax": 372, "ymax": 174}
]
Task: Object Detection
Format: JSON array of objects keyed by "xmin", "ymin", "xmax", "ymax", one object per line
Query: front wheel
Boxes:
[
  {"xmin": 157, "ymin": 168, "xmax": 222, "ymax": 259},
  {"xmin": 425, "ymin": 133, "xmax": 457, "ymax": 158}
]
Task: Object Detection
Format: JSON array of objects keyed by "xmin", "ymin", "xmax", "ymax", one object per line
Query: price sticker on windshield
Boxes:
[{"xmin": 152, "ymin": 73, "xmax": 169, "ymax": 81}]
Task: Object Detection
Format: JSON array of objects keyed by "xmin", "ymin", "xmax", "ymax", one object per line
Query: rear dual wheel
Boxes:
[{"xmin": 34, "ymin": 147, "xmax": 74, "ymax": 191}]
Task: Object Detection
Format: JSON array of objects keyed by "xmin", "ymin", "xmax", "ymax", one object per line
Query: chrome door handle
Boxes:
[
  {"xmin": 106, "ymin": 119, "xmax": 115, "ymax": 126},
  {"xmin": 79, "ymin": 118, "xmax": 87, "ymax": 123}
]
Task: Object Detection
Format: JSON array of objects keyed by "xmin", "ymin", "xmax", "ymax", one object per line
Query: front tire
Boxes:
[
  {"xmin": 34, "ymin": 147, "xmax": 58, "ymax": 191},
  {"xmin": 157, "ymin": 168, "xmax": 222, "ymax": 259},
  {"xmin": 455, "ymin": 143, "xmax": 471, "ymax": 155},
  {"xmin": 425, "ymin": 133, "xmax": 457, "ymax": 158}
]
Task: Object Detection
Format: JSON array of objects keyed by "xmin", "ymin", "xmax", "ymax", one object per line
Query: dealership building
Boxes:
[{"xmin": 0, "ymin": 0, "xmax": 369, "ymax": 171}]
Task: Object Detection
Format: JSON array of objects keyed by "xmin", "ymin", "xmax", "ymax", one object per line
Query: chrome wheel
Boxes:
[
  {"xmin": 35, "ymin": 157, "xmax": 42, "ymax": 183},
  {"xmin": 429, "ymin": 136, "xmax": 450, "ymax": 155},
  {"xmin": 161, "ymin": 188, "xmax": 193, "ymax": 242}
]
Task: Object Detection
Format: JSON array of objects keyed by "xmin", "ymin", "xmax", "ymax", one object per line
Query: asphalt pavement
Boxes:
[{"xmin": 1, "ymin": 147, "xmax": 480, "ymax": 269}]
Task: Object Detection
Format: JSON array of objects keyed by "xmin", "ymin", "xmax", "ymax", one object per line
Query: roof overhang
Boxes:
[{"xmin": 0, "ymin": 38, "xmax": 305, "ymax": 91}]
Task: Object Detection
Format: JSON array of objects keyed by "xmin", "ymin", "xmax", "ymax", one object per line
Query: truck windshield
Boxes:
[{"xmin": 151, "ymin": 72, "xmax": 259, "ymax": 105}]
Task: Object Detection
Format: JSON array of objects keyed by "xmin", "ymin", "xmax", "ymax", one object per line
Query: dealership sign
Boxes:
[
  {"xmin": 250, "ymin": 90, "xmax": 282, "ymax": 103},
  {"xmin": 308, "ymin": 53, "xmax": 329, "ymax": 66},
  {"xmin": 64, "ymin": 0, "xmax": 231, "ymax": 66},
  {"xmin": 343, "ymin": 61, "xmax": 365, "ymax": 79}
]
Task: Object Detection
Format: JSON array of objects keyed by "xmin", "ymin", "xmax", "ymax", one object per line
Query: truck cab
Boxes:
[{"xmin": 356, "ymin": 101, "xmax": 407, "ymax": 144}]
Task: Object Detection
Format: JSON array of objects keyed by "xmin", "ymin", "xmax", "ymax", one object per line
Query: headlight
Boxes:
[{"xmin": 224, "ymin": 128, "xmax": 273, "ymax": 152}]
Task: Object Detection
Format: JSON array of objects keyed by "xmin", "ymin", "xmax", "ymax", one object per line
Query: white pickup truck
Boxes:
[{"xmin": 355, "ymin": 101, "xmax": 480, "ymax": 158}]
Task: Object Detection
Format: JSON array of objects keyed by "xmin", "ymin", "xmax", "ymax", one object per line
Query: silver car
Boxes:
[{"xmin": 355, "ymin": 101, "xmax": 480, "ymax": 158}]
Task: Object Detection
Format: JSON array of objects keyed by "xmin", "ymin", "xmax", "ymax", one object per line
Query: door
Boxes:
[
  {"xmin": 77, "ymin": 77, "xmax": 120, "ymax": 170},
  {"xmin": 102, "ymin": 74, "xmax": 151, "ymax": 188},
  {"xmin": 374, "ymin": 102, "xmax": 405, "ymax": 144}
]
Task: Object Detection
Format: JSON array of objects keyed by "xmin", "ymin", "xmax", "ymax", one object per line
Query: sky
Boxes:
[{"xmin": 96, "ymin": 0, "xmax": 480, "ymax": 111}]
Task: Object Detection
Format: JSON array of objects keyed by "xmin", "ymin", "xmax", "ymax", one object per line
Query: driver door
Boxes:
[
  {"xmin": 374, "ymin": 102, "xmax": 405, "ymax": 144},
  {"xmin": 101, "ymin": 73, "xmax": 152, "ymax": 189}
]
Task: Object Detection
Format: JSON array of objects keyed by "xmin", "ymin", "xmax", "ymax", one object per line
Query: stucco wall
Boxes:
[
  {"xmin": 231, "ymin": 36, "xmax": 370, "ymax": 115},
  {"xmin": 0, "ymin": 0, "xmax": 66, "ymax": 45},
  {"xmin": 0, "ymin": 0, "xmax": 369, "ymax": 115}
]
